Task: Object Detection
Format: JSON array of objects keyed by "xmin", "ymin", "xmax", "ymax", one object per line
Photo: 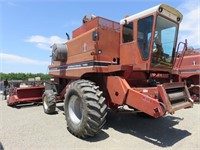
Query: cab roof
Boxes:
[{"xmin": 120, "ymin": 4, "xmax": 183, "ymax": 24}]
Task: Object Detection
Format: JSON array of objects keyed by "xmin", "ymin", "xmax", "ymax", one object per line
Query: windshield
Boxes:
[{"xmin": 151, "ymin": 15, "xmax": 178, "ymax": 68}]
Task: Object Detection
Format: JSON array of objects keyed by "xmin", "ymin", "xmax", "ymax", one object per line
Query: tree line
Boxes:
[{"xmin": 0, "ymin": 73, "xmax": 52, "ymax": 81}]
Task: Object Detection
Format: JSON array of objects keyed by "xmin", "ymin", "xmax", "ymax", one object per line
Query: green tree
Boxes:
[{"xmin": 0, "ymin": 72, "xmax": 52, "ymax": 81}]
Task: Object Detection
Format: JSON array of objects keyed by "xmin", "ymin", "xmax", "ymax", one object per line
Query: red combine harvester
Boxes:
[
  {"xmin": 41, "ymin": 4, "xmax": 193, "ymax": 138},
  {"xmin": 174, "ymin": 46, "xmax": 200, "ymax": 102},
  {"xmin": 7, "ymin": 4, "xmax": 194, "ymax": 138},
  {"xmin": 7, "ymin": 81, "xmax": 44, "ymax": 106}
]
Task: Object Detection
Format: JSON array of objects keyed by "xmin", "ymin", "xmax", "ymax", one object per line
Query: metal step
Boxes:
[{"xmin": 172, "ymin": 101, "xmax": 192, "ymax": 111}]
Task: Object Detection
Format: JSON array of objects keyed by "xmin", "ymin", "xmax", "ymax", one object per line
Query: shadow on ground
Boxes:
[
  {"xmin": 0, "ymin": 142, "xmax": 4, "ymax": 150},
  {"xmin": 85, "ymin": 130, "xmax": 110, "ymax": 142},
  {"xmin": 57, "ymin": 105, "xmax": 64, "ymax": 111},
  {"xmin": 104, "ymin": 110, "xmax": 191, "ymax": 147},
  {"xmin": 8, "ymin": 102, "xmax": 42, "ymax": 109}
]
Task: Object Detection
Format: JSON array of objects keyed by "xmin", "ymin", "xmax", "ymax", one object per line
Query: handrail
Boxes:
[{"xmin": 173, "ymin": 39, "xmax": 188, "ymax": 70}]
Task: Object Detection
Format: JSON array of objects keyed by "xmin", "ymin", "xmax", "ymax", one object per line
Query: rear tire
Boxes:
[
  {"xmin": 64, "ymin": 80, "xmax": 107, "ymax": 138},
  {"xmin": 43, "ymin": 90, "xmax": 56, "ymax": 114}
]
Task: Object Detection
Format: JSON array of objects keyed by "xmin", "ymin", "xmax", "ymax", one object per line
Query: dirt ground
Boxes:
[{"xmin": 0, "ymin": 94, "xmax": 200, "ymax": 150}]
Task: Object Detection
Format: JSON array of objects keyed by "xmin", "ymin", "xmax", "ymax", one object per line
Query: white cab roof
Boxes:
[{"xmin": 120, "ymin": 4, "xmax": 183, "ymax": 24}]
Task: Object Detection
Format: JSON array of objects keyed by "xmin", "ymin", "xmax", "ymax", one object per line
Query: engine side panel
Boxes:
[{"xmin": 49, "ymin": 19, "xmax": 120, "ymax": 79}]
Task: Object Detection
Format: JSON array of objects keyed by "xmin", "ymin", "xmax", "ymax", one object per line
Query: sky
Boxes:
[{"xmin": 0, "ymin": 0, "xmax": 199, "ymax": 73}]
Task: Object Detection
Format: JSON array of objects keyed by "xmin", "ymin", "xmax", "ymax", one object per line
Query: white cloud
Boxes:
[
  {"xmin": 28, "ymin": 35, "xmax": 47, "ymax": 43},
  {"xmin": 26, "ymin": 35, "xmax": 66, "ymax": 50},
  {"xmin": 178, "ymin": 0, "xmax": 200, "ymax": 48},
  {"xmin": 36, "ymin": 43, "xmax": 51, "ymax": 50},
  {"xmin": 0, "ymin": 53, "xmax": 49, "ymax": 65}
]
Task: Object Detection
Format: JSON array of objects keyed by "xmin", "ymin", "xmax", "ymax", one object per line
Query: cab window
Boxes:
[
  {"xmin": 122, "ymin": 22, "xmax": 133, "ymax": 43},
  {"xmin": 137, "ymin": 16, "xmax": 154, "ymax": 60}
]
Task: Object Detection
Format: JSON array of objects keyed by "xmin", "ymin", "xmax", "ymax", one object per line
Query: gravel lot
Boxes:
[{"xmin": 0, "ymin": 94, "xmax": 200, "ymax": 150}]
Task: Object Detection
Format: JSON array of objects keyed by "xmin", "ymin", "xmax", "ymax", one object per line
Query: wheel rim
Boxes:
[
  {"xmin": 43, "ymin": 96, "xmax": 48, "ymax": 110},
  {"xmin": 68, "ymin": 95, "xmax": 83, "ymax": 124}
]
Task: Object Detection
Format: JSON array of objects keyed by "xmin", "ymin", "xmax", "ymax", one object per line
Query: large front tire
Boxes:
[{"xmin": 64, "ymin": 80, "xmax": 107, "ymax": 138}]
